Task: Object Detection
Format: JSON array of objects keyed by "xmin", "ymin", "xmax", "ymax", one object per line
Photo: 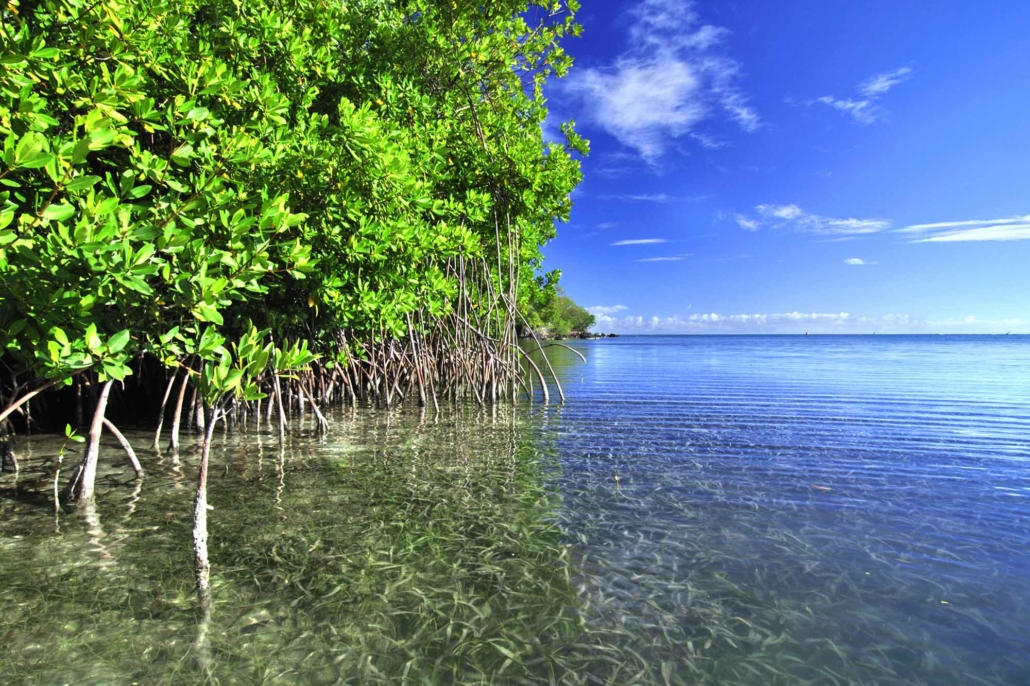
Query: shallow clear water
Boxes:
[
  {"xmin": 2, "ymin": 335, "xmax": 1029, "ymax": 684},
  {"xmin": 546, "ymin": 335, "xmax": 1030, "ymax": 685}
]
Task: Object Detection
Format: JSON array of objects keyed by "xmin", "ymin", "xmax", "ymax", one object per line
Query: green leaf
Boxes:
[
  {"xmin": 41, "ymin": 203, "xmax": 76, "ymax": 222},
  {"xmin": 20, "ymin": 152, "xmax": 55, "ymax": 169},
  {"xmin": 88, "ymin": 129, "xmax": 117, "ymax": 151},
  {"xmin": 170, "ymin": 143, "xmax": 194, "ymax": 166},
  {"xmin": 65, "ymin": 175, "xmax": 102, "ymax": 191},
  {"xmin": 85, "ymin": 323, "xmax": 101, "ymax": 352},
  {"xmin": 194, "ymin": 302, "xmax": 224, "ymax": 325},
  {"xmin": 70, "ymin": 138, "xmax": 91, "ymax": 164},
  {"xmin": 126, "ymin": 184, "xmax": 153, "ymax": 199},
  {"xmin": 102, "ymin": 359, "xmax": 131, "ymax": 382},
  {"xmin": 32, "ymin": 47, "xmax": 61, "ymax": 60},
  {"xmin": 107, "ymin": 329, "xmax": 131, "ymax": 354},
  {"xmin": 7, "ymin": 319, "xmax": 27, "ymax": 337},
  {"xmin": 65, "ymin": 425, "xmax": 86, "ymax": 443},
  {"xmin": 14, "ymin": 133, "xmax": 43, "ymax": 165}
]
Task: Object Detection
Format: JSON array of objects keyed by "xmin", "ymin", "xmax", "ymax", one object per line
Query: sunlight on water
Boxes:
[
  {"xmin": 2, "ymin": 336, "xmax": 1029, "ymax": 684},
  {"xmin": 545, "ymin": 335, "xmax": 1030, "ymax": 685}
]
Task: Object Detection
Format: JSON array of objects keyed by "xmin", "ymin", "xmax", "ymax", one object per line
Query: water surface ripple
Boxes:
[
  {"xmin": 542, "ymin": 335, "xmax": 1030, "ymax": 685},
  {"xmin": 2, "ymin": 335, "xmax": 1029, "ymax": 684}
]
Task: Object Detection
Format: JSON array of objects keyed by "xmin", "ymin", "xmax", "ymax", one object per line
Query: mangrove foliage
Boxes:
[
  {"xmin": 0, "ymin": 0, "xmax": 586, "ymax": 451},
  {"xmin": 0, "ymin": 0, "xmax": 587, "ymax": 614}
]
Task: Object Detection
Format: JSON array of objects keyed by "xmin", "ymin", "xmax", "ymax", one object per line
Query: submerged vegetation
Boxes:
[
  {"xmin": 2, "ymin": 410, "xmax": 612, "ymax": 684},
  {"xmin": 0, "ymin": 0, "xmax": 587, "ymax": 620}
]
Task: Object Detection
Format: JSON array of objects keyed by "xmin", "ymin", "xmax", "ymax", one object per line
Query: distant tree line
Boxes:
[{"xmin": 523, "ymin": 279, "xmax": 595, "ymax": 338}]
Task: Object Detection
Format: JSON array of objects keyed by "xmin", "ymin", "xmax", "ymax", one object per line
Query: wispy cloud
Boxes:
[
  {"xmin": 815, "ymin": 96, "xmax": 877, "ymax": 125},
  {"xmin": 593, "ymin": 310, "xmax": 855, "ymax": 334},
  {"xmin": 597, "ymin": 193, "xmax": 708, "ymax": 203},
  {"xmin": 844, "ymin": 257, "xmax": 873, "ymax": 265},
  {"xmin": 811, "ymin": 66, "xmax": 912, "ymax": 125},
  {"xmin": 758, "ymin": 203, "xmax": 803, "ymax": 220},
  {"xmin": 898, "ymin": 215, "xmax": 1030, "ymax": 242},
  {"xmin": 735, "ymin": 214, "xmax": 760, "ymax": 231},
  {"xmin": 612, "ymin": 238, "xmax": 669, "ymax": 246},
  {"xmin": 559, "ymin": 0, "xmax": 758, "ymax": 163},
  {"xmin": 735, "ymin": 203, "xmax": 890, "ymax": 235},
  {"xmin": 634, "ymin": 255, "xmax": 687, "ymax": 262},
  {"xmin": 587, "ymin": 305, "xmax": 628, "ymax": 316},
  {"xmin": 596, "ymin": 221, "xmax": 620, "ymax": 229},
  {"xmin": 591, "ymin": 310, "xmax": 1028, "ymax": 335},
  {"xmin": 598, "ymin": 193, "xmax": 673, "ymax": 203},
  {"xmin": 690, "ymin": 311, "xmax": 853, "ymax": 324},
  {"xmin": 858, "ymin": 67, "xmax": 913, "ymax": 98},
  {"xmin": 689, "ymin": 132, "xmax": 728, "ymax": 149}
]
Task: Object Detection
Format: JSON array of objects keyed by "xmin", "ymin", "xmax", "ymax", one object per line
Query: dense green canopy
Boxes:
[{"xmin": 0, "ymin": 0, "xmax": 585, "ymax": 414}]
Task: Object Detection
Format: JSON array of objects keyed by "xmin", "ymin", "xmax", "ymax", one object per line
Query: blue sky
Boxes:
[{"xmin": 543, "ymin": 0, "xmax": 1030, "ymax": 333}]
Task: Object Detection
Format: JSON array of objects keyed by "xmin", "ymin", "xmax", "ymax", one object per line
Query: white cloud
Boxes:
[
  {"xmin": 916, "ymin": 224, "xmax": 1030, "ymax": 242},
  {"xmin": 590, "ymin": 310, "xmax": 1028, "ymax": 335},
  {"xmin": 597, "ymin": 193, "xmax": 708, "ymax": 203},
  {"xmin": 612, "ymin": 238, "xmax": 669, "ymax": 246},
  {"xmin": 739, "ymin": 204, "xmax": 890, "ymax": 235},
  {"xmin": 689, "ymin": 132, "xmax": 727, "ymax": 149},
  {"xmin": 635, "ymin": 255, "xmax": 686, "ymax": 262},
  {"xmin": 757, "ymin": 203, "xmax": 804, "ymax": 220},
  {"xmin": 859, "ymin": 67, "xmax": 913, "ymax": 97},
  {"xmin": 897, "ymin": 215, "xmax": 1030, "ymax": 242},
  {"xmin": 812, "ymin": 66, "xmax": 912, "ymax": 125},
  {"xmin": 815, "ymin": 96, "xmax": 878, "ymax": 125},
  {"xmin": 560, "ymin": 0, "xmax": 758, "ymax": 163},
  {"xmin": 735, "ymin": 214, "xmax": 759, "ymax": 231},
  {"xmin": 844, "ymin": 258, "xmax": 869, "ymax": 265},
  {"xmin": 596, "ymin": 221, "xmax": 620, "ymax": 229},
  {"xmin": 587, "ymin": 305, "xmax": 628, "ymax": 316},
  {"xmin": 598, "ymin": 193, "xmax": 672, "ymax": 202}
]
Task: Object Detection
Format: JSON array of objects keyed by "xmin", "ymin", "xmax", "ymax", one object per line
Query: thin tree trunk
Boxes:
[
  {"xmin": 169, "ymin": 370, "xmax": 190, "ymax": 453},
  {"xmin": 75, "ymin": 379, "xmax": 84, "ymax": 429},
  {"xmin": 194, "ymin": 391, "xmax": 205, "ymax": 433},
  {"xmin": 153, "ymin": 370, "xmax": 178, "ymax": 450},
  {"xmin": 194, "ymin": 405, "xmax": 218, "ymax": 613},
  {"xmin": 273, "ymin": 375, "xmax": 287, "ymax": 445},
  {"xmin": 74, "ymin": 380, "xmax": 113, "ymax": 504},
  {"xmin": 299, "ymin": 382, "xmax": 329, "ymax": 435},
  {"xmin": 103, "ymin": 418, "xmax": 143, "ymax": 477},
  {"xmin": 186, "ymin": 386, "xmax": 197, "ymax": 432}
]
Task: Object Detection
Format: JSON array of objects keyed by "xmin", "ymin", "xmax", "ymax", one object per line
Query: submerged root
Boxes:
[{"xmin": 0, "ymin": 440, "xmax": 16, "ymax": 472}]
